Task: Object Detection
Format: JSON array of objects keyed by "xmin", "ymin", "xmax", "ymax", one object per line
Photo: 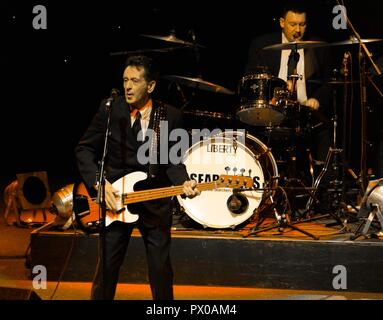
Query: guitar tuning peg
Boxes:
[
  {"xmin": 248, "ymin": 169, "xmax": 252, "ymax": 177},
  {"xmin": 240, "ymin": 168, "xmax": 245, "ymax": 176},
  {"xmin": 233, "ymin": 167, "xmax": 238, "ymax": 175},
  {"xmin": 225, "ymin": 166, "xmax": 230, "ymax": 174}
]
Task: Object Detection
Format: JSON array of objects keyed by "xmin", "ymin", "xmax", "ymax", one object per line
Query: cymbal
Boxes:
[
  {"xmin": 263, "ymin": 41, "xmax": 327, "ymax": 50},
  {"xmin": 141, "ymin": 33, "xmax": 204, "ymax": 48},
  {"xmin": 163, "ymin": 75, "xmax": 235, "ymax": 95},
  {"xmin": 308, "ymin": 78, "xmax": 360, "ymax": 85},
  {"xmin": 329, "ymin": 37, "xmax": 383, "ymax": 46},
  {"xmin": 110, "ymin": 46, "xmax": 188, "ymax": 56},
  {"xmin": 183, "ymin": 109, "xmax": 234, "ymax": 120}
]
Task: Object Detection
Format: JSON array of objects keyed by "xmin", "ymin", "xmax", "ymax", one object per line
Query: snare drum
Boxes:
[
  {"xmin": 237, "ymin": 74, "xmax": 289, "ymax": 126},
  {"xmin": 178, "ymin": 130, "xmax": 278, "ymax": 229}
]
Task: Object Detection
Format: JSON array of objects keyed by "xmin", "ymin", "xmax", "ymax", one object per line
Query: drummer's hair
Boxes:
[
  {"xmin": 125, "ymin": 55, "xmax": 160, "ymax": 82},
  {"xmin": 281, "ymin": 0, "xmax": 308, "ymax": 19}
]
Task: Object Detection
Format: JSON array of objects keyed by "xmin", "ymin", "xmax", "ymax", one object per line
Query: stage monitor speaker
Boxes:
[
  {"xmin": 358, "ymin": 178, "xmax": 383, "ymax": 217},
  {"xmin": 16, "ymin": 171, "xmax": 51, "ymax": 210},
  {"xmin": 0, "ymin": 287, "xmax": 41, "ymax": 300},
  {"xmin": 351, "ymin": 178, "xmax": 383, "ymax": 239}
]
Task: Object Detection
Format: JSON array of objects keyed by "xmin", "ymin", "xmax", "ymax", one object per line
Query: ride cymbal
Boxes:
[
  {"xmin": 263, "ymin": 41, "xmax": 328, "ymax": 50},
  {"xmin": 329, "ymin": 37, "xmax": 383, "ymax": 46}
]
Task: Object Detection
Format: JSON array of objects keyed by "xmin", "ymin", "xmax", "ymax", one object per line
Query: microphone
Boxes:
[{"xmin": 106, "ymin": 88, "xmax": 120, "ymax": 109}]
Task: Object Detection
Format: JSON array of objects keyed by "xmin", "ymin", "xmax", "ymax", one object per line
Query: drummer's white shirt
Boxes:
[{"xmin": 278, "ymin": 32, "xmax": 308, "ymax": 103}]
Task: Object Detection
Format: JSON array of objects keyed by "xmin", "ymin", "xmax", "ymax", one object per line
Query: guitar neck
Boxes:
[{"xmin": 123, "ymin": 181, "xmax": 219, "ymax": 205}]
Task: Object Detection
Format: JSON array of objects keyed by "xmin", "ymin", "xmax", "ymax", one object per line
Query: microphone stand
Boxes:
[{"xmin": 95, "ymin": 94, "xmax": 115, "ymax": 299}]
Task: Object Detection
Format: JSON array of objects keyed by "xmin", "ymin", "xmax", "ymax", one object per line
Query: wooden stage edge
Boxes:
[{"xmin": 30, "ymin": 216, "xmax": 383, "ymax": 293}]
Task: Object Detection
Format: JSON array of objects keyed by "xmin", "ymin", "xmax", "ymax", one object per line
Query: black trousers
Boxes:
[{"xmin": 90, "ymin": 210, "xmax": 174, "ymax": 300}]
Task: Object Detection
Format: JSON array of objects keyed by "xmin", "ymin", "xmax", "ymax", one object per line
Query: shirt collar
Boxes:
[
  {"xmin": 282, "ymin": 32, "xmax": 289, "ymax": 44},
  {"xmin": 130, "ymin": 99, "xmax": 152, "ymax": 119}
]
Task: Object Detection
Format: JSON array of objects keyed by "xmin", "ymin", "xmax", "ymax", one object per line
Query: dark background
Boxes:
[{"xmin": 1, "ymin": 0, "xmax": 382, "ymax": 193}]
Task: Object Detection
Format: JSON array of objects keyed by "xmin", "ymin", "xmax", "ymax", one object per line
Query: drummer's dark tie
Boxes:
[
  {"xmin": 287, "ymin": 50, "xmax": 300, "ymax": 78},
  {"xmin": 132, "ymin": 111, "xmax": 142, "ymax": 144}
]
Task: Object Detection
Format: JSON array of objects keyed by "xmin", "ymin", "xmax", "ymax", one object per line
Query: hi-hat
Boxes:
[
  {"xmin": 141, "ymin": 33, "xmax": 204, "ymax": 48},
  {"xmin": 263, "ymin": 41, "xmax": 327, "ymax": 50},
  {"xmin": 163, "ymin": 75, "xmax": 235, "ymax": 94},
  {"xmin": 330, "ymin": 37, "xmax": 383, "ymax": 46}
]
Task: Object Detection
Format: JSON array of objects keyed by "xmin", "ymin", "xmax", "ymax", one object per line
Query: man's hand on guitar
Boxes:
[
  {"xmin": 182, "ymin": 180, "xmax": 201, "ymax": 199},
  {"xmin": 104, "ymin": 179, "xmax": 122, "ymax": 212},
  {"xmin": 94, "ymin": 180, "xmax": 120, "ymax": 212}
]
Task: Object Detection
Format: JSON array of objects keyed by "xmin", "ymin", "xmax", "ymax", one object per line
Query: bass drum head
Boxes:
[{"xmin": 178, "ymin": 130, "xmax": 278, "ymax": 228}]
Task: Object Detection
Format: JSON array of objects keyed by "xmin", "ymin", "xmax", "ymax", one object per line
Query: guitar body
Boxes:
[{"xmin": 73, "ymin": 171, "xmax": 147, "ymax": 233}]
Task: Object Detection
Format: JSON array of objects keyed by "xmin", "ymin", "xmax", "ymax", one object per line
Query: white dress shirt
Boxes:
[
  {"xmin": 278, "ymin": 32, "xmax": 308, "ymax": 103},
  {"xmin": 130, "ymin": 105, "xmax": 152, "ymax": 138}
]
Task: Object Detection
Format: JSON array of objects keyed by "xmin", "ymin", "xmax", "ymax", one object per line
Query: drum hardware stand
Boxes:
[
  {"xmin": 244, "ymin": 188, "xmax": 319, "ymax": 240},
  {"xmin": 287, "ymin": 43, "xmax": 301, "ymax": 101},
  {"xmin": 335, "ymin": 0, "xmax": 382, "ymax": 192},
  {"xmin": 303, "ymin": 63, "xmax": 360, "ymax": 229},
  {"xmin": 303, "ymin": 114, "xmax": 346, "ymax": 226}
]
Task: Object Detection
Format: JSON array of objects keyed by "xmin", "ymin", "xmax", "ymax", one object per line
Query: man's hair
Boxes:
[
  {"xmin": 125, "ymin": 55, "xmax": 159, "ymax": 82},
  {"xmin": 281, "ymin": 0, "xmax": 308, "ymax": 19}
]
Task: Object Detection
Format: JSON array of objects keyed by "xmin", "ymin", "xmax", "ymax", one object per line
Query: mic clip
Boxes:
[{"xmin": 105, "ymin": 88, "xmax": 120, "ymax": 109}]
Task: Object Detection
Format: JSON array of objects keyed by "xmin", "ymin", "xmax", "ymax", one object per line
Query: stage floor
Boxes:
[
  {"xmin": 1, "ymin": 204, "xmax": 383, "ymax": 299},
  {"xmin": 28, "ymin": 213, "xmax": 383, "ymax": 294}
]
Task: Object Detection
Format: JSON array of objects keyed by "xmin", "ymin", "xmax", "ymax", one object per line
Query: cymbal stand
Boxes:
[
  {"xmin": 334, "ymin": 0, "xmax": 382, "ymax": 192},
  {"xmin": 288, "ymin": 43, "xmax": 300, "ymax": 101},
  {"xmin": 178, "ymin": 29, "xmax": 201, "ymax": 112},
  {"xmin": 189, "ymin": 29, "xmax": 202, "ymax": 79},
  {"xmin": 304, "ymin": 69, "xmax": 351, "ymax": 227},
  {"xmin": 284, "ymin": 45, "xmax": 315, "ymax": 217}
]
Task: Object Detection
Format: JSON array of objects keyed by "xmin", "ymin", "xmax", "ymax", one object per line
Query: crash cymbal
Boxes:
[
  {"xmin": 329, "ymin": 37, "xmax": 383, "ymax": 46},
  {"xmin": 163, "ymin": 75, "xmax": 235, "ymax": 95},
  {"xmin": 141, "ymin": 33, "xmax": 204, "ymax": 48},
  {"xmin": 263, "ymin": 41, "xmax": 327, "ymax": 50},
  {"xmin": 308, "ymin": 78, "xmax": 360, "ymax": 85}
]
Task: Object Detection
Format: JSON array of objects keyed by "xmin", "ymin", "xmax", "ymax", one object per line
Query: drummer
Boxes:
[{"xmin": 244, "ymin": 0, "xmax": 332, "ymax": 167}]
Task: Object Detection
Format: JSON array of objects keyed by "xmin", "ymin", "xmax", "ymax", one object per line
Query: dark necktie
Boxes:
[
  {"xmin": 287, "ymin": 50, "xmax": 300, "ymax": 78},
  {"xmin": 132, "ymin": 111, "xmax": 142, "ymax": 144}
]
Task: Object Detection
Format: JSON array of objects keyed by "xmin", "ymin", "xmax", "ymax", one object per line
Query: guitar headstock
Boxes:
[{"xmin": 217, "ymin": 175, "xmax": 253, "ymax": 189}]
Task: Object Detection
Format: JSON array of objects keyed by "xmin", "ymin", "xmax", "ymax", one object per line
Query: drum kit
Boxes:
[{"xmin": 112, "ymin": 31, "xmax": 383, "ymax": 235}]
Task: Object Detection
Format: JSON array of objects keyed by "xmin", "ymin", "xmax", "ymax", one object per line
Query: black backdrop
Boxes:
[{"xmin": 1, "ymin": 0, "xmax": 382, "ymax": 192}]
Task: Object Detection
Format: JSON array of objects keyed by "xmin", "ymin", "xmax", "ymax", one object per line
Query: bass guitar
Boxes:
[{"xmin": 73, "ymin": 171, "xmax": 253, "ymax": 233}]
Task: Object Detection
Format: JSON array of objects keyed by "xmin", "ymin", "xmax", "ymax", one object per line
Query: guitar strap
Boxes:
[{"xmin": 148, "ymin": 102, "xmax": 167, "ymax": 178}]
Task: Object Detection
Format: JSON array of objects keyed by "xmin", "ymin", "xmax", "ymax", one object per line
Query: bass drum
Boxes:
[{"xmin": 178, "ymin": 130, "xmax": 278, "ymax": 228}]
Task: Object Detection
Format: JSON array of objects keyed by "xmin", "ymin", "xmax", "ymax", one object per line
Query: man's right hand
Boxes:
[{"xmin": 94, "ymin": 179, "xmax": 120, "ymax": 212}]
